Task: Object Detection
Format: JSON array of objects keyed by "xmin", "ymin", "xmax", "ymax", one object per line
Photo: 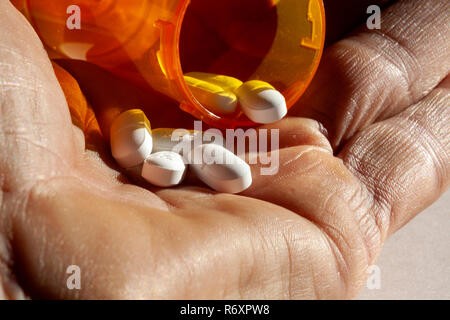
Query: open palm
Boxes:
[{"xmin": 0, "ymin": 0, "xmax": 448, "ymax": 299}]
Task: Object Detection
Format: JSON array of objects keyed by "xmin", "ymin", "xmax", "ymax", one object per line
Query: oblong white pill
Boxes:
[
  {"xmin": 239, "ymin": 89, "xmax": 287, "ymax": 124},
  {"xmin": 237, "ymin": 81, "xmax": 287, "ymax": 124},
  {"xmin": 184, "ymin": 75, "xmax": 238, "ymax": 115},
  {"xmin": 110, "ymin": 110, "xmax": 153, "ymax": 168},
  {"xmin": 188, "ymin": 144, "xmax": 252, "ymax": 194},
  {"xmin": 142, "ymin": 151, "xmax": 187, "ymax": 187}
]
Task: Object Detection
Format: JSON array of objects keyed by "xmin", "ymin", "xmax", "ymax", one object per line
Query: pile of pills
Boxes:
[
  {"xmin": 110, "ymin": 109, "xmax": 253, "ymax": 193},
  {"xmin": 110, "ymin": 75, "xmax": 286, "ymax": 193}
]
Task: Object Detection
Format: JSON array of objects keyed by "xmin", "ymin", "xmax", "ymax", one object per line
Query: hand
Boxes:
[{"xmin": 0, "ymin": 0, "xmax": 448, "ymax": 299}]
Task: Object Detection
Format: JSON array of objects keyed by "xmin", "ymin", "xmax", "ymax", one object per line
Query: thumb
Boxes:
[{"xmin": 0, "ymin": 0, "xmax": 78, "ymax": 192}]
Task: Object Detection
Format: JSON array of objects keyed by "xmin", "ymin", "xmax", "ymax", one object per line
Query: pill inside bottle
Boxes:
[{"xmin": 184, "ymin": 73, "xmax": 287, "ymax": 124}]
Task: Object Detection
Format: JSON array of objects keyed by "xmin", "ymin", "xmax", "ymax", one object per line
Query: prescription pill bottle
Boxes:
[{"xmin": 13, "ymin": 0, "xmax": 325, "ymax": 128}]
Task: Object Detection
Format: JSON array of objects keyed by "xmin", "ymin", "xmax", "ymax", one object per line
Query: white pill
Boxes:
[
  {"xmin": 188, "ymin": 144, "xmax": 252, "ymax": 194},
  {"xmin": 184, "ymin": 75, "xmax": 238, "ymax": 115},
  {"xmin": 237, "ymin": 81, "xmax": 287, "ymax": 124},
  {"xmin": 141, "ymin": 151, "xmax": 187, "ymax": 187},
  {"xmin": 110, "ymin": 110, "xmax": 153, "ymax": 168}
]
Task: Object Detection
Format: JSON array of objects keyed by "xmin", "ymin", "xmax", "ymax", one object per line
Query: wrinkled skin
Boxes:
[{"xmin": 0, "ymin": 0, "xmax": 449, "ymax": 299}]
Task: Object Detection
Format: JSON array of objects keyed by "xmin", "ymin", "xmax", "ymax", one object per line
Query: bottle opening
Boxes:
[{"xmin": 176, "ymin": 0, "xmax": 325, "ymax": 127}]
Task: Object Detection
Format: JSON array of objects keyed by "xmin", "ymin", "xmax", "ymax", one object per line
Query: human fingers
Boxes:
[
  {"xmin": 239, "ymin": 77, "xmax": 449, "ymax": 298},
  {"xmin": 292, "ymin": 0, "xmax": 450, "ymax": 149},
  {"xmin": 0, "ymin": 0, "xmax": 80, "ymax": 192},
  {"xmin": 0, "ymin": 0, "xmax": 83, "ymax": 298},
  {"xmin": 339, "ymin": 75, "xmax": 450, "ymax": 236}
]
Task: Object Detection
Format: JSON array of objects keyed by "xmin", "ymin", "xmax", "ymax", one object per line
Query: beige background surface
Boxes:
[{"xmin": 358, "ymin": 190, "xmax": 450, "ymax": 300}]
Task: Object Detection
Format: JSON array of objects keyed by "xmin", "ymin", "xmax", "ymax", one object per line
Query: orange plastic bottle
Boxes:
[{"xmin": 12, "ymin": 0, "xmax": 325, "ymax": 128}]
